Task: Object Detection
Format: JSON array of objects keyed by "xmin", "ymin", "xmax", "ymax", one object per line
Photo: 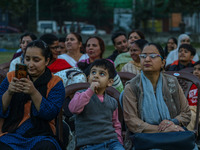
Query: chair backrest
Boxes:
[
  {"xmin": 118, "ymin": 72, "xmax": 136, "ymax": 87},
  {"xmin": 0, "ymin": 62, "xmax": 10, "ymax": 73},
  {"xmin": 180, "ymin": 67, "xmax": 194, "ymax": 74},
  {"xmin": 58, "ymin": 82, "xmax": 122, "ymax": 143},
  {"xmin": 165, "ymin": 71, "xmax": 199, "ymax": 98},
  {"xmin": 165, "ymin": 71, "xmax": 200, "ymax": 133},
  {"xmin": 0, "ymin": 69, "xmax": 7, "ymax": 84}
]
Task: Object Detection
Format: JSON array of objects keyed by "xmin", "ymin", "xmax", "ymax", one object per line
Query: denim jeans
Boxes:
[
  {"xmin": 80, "ymin": 139, "xmax": 125, "ymax": 150},
  {"xmin": 131, "ymin": 144, "xmax": 199, "ymax": 150}
]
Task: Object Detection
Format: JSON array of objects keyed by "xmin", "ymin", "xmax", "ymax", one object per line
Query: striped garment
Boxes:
[{"xmin": 121, "ymin": 61, "xmax": 141, "ymax": 75}]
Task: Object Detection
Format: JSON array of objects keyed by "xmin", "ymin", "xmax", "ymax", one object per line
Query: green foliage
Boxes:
[
  {"xmin": 0, "ymin": 0, "xmax": 30, "ymax": 16},
  {"xmin": 103, "ymin": 45, "xmax": 114, "ymax": 58},
  {"xmin": 167, "ymin": 0, "xmax": 200, "ymax": 13},
  {"xmin": 134, "ymin": 0, "xmax": 169, "ymax": 29},
  {"xmin": 0, "ymin": 52, "xmax": 14, "ymax": 64},
  {"xmin": 87, "ymin": 0, "xmax": 113, "ymax": 29},
  {"xmin": 1, "ymin": 0, "xmax": 200, "ymax": 32}
]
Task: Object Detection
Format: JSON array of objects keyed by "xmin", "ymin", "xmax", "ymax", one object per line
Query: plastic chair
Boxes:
[
  {"xmin": 180, "ymin": 67, "xmax": 194, "ymax": 74},
  {"xmin": 165, "ymin": 71, "xmax": 200, "ymax": 134},
  {"xmin": 165, "ymin": 71, "xmax": 200, "ymax": 99},
  {"xmin": 0, "ymin": 62, "xmax": 10, "ymax": 73},
  {"xmin": 117, "ymin": 72, "xmax": 136, "ymax": 87},
  {"xmin": 0, "ymin": 69, "xmax": 7, "ymax": 84}
]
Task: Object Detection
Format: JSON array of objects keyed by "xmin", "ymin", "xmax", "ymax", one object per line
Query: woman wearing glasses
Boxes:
[
  {"xmin": 40, "ymin": 33, "xmax": 72, "ymax": 73},
  {"xmin": 0, "ymin": 40, "xmax": 65, "ymax": 149},
  {"xmin": 121, "ymin": 39, "xmax": 148, "ymax": 75},
  {"xmin": 123, "ymin": 43, "xmax": 192, "ymax": 149}
]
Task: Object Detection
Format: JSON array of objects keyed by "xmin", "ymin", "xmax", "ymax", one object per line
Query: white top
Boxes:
[
  {"xmin": 58, "ymin": 53, "xmax": 89, "ymax": 67},
  {"xmin": 16, "ymin": 48, "xmax": 22, "ymax": 53},
  {"xmin": 9, "ymin": 57, "xmax": 21, "ymax": 72}
]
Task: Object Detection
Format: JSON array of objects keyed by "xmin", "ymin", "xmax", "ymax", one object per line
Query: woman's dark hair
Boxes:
[
  {"xmin": 20, "ymin": 32, "xmax": 37, "ymax": 42},
  {"xmin": 169, "ymin": 37, "xmax": 177, "ymax": 45},
  {"xmin": 179, "ymin": 44, "xmax": 196, "ymax": 56},
  {"xmin": 69, "ymin": 32, "xmax": 82, "ymax": 43},
  {"xmin": 25, "ymin": 40, "xmax": 52, "ymax": 61},
  {"xmin": 85, "ymin": 36, "xmax": 105, "ymax": 58},
  {"xmin": 67, "ymin": 32, "xmax": 85, "ymax": 53},
  {"xmin": 39, "ymin": 33, "xmax": 58, "ymax": 46},
  {"xmin": 164, "ymin": 37, "xmax": 177, "ymax": 57},
  {"xmin": 143, "ymin": 43, "xmax": 165, "ymax": 60},
  {"xmin": 128, "ymin": 30, "xmax": 145, "ymax": 40},
  {"xmin": 59, "ymin": 37, "xmax": 65, "ymax": 42},
  {"xmin": 133, "ymin": 39, "xmax": 148, "ymax": 51}
]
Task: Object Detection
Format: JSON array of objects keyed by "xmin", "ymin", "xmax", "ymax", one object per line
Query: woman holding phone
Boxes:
[{"xmin": 0, "ymin": 40, "xmax": 65, "ymax": 150}]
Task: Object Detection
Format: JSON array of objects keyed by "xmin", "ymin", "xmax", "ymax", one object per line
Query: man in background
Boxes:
[{"xmin": 107, "ymin": 32, "xmax": 128, "ymax": 61}]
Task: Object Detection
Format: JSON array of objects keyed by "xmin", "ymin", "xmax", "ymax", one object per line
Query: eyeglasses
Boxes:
[
  {"xmin": 59, "ymin": 46, "xmax": 65, "ymax": 49},
  {"xmin": 139, "ymin": 53, "xmax": 163, "ymax": 60},
  {"xmin": 50, "ymin": 46, "xmax": 59, "ymax": 50}
]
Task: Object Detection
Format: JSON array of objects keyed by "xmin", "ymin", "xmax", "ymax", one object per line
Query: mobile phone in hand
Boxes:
[{"xmin": 15, "ymin": 63, "xmax": 27, "ymax": 79}]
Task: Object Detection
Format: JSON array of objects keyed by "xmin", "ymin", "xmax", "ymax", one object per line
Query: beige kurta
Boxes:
[
  {"xmin": 121, "ymin": 61, "xmax": 141, "ymax": 75},
  {"xmin": 123, "ymin": 73, "xmax": 191, "ymax": 133}
]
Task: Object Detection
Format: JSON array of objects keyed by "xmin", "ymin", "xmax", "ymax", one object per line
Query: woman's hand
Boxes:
[
  {"xmin": 17, "ymin": 76, "xmax": 42, "ymax": 111},
  {"xmin": 7, "ymin": 77, "xmax": 23, "ymax": 95},
  {"xmin": 17, "ymin": 76, "xmax": 37, "ymax": 96},
  {"xmin": 158, "ymin": 120, "xmax": 174, "ymax": 132},
  {"xmin": 163, "ymin": 125, "xmax": 185, "ymax": 132}
]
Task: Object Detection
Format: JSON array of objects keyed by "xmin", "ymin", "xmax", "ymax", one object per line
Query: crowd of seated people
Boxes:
[
  {"xmin": 114, "ymin": 30, "xmax": 146, "ymax": 72},
  {"xmin": 0, "ymin": 30, "xmax": 200, "ymax": 150},
  {"xmin": 166, "ymin": 33, "xmax": 199, "ymax": 66},
  {"xmin": 39, "ymin": 33, "xmax": 72, "ymax": 73}
]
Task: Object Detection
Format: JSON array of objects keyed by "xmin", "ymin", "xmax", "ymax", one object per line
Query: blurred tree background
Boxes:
[{"xmin": 0, "ymin": 0, "xmax": 200, "ymax": 33}]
